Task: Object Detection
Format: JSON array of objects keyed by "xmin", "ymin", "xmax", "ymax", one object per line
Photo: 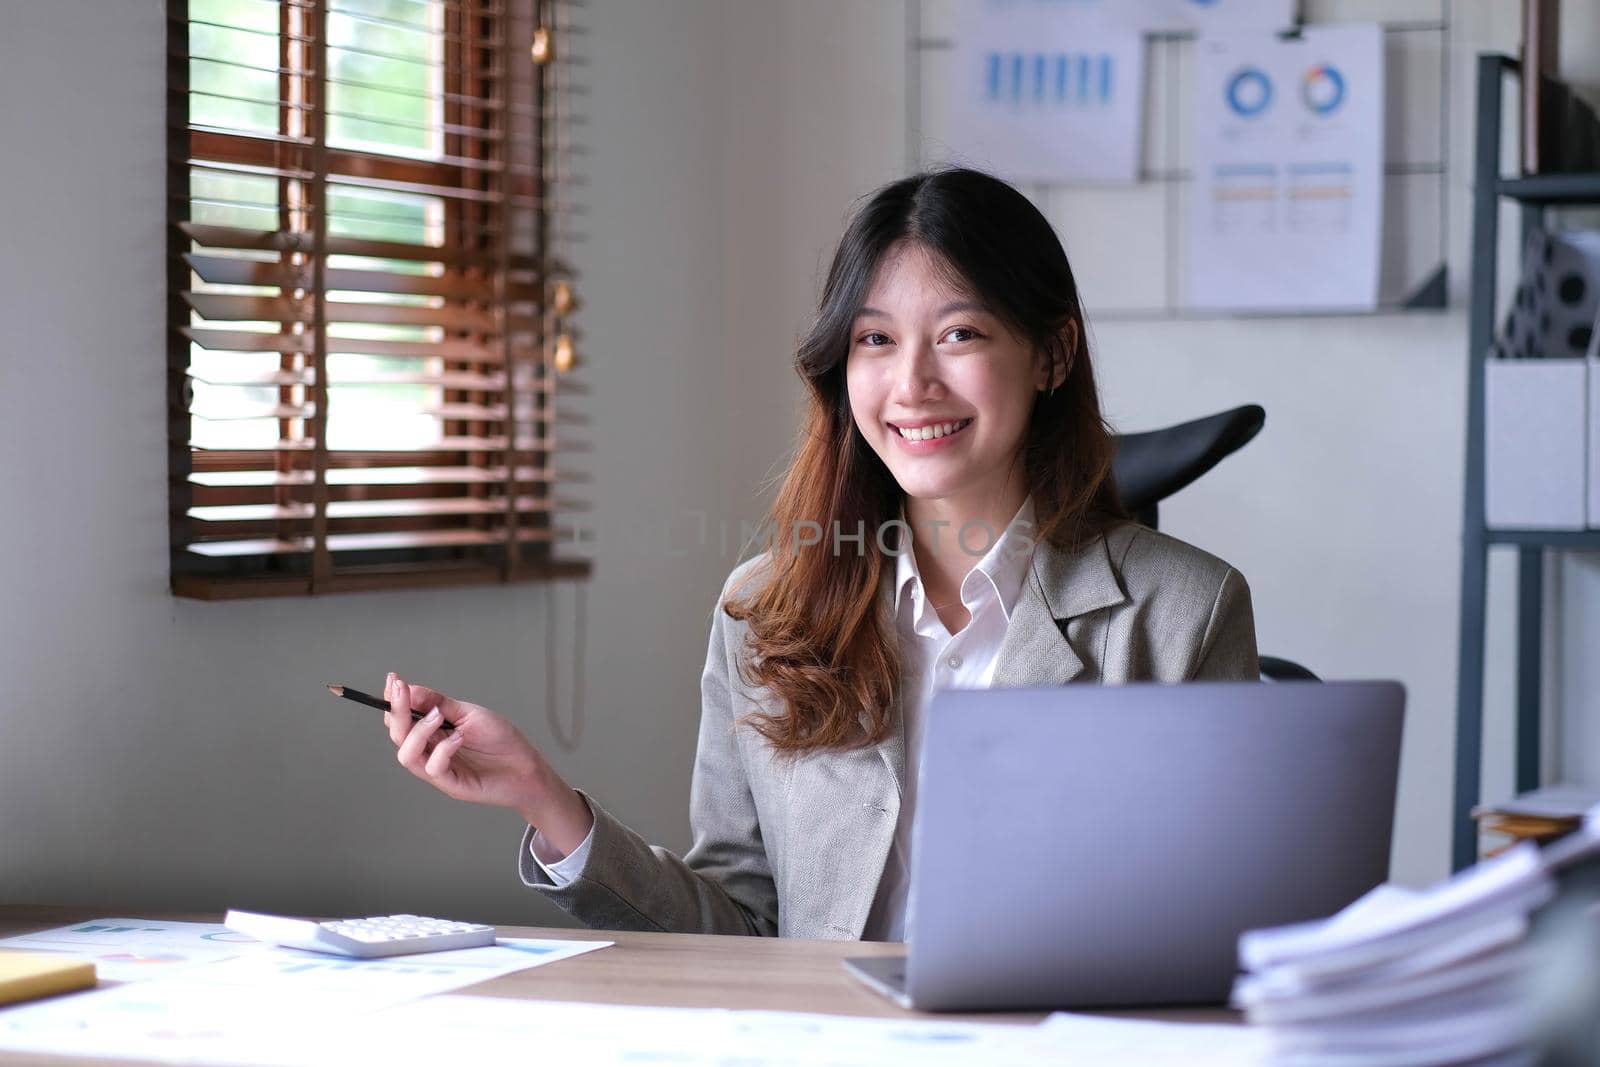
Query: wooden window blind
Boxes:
[{"xmin": 168, "ymin": 0, "xmax": 590, "ymax": 598}]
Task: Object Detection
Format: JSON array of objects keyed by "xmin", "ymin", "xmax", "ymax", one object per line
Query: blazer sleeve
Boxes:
[
  {"xmin": 516, "ymin": 567, "xmax": 779, "ymax": 936},
  {"xmin": 1187, "ymin": 566, "xmax": 1260, "ymax": 681}
]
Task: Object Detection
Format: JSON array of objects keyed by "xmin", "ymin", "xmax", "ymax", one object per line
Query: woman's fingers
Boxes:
[
  {"xmin": 380, "ymin": 674, "xmax": 497, "ymax": 801},
  {"xmin": 396, "ymin": 707, "xmax": 447, "ymax": 775},
  {"xmin": 385, "ymin": 672, "xmax": 413, "ymax": 746},
  {"xmin": 423, "ymin": 729, "xmax": 468, "ymax": 782},
  {"xmin": 403, "ymin": 682, "xmax": 462, "ymax": 724}
]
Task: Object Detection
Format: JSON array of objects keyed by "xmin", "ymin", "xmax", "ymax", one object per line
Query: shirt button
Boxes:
[{"xmin": 946, "ymin": 654, "xmax": 963, "ymax": 670}]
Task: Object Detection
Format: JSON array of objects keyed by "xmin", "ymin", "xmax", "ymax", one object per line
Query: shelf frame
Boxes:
[
  {"xmin": 1451, "ymin": 53, "xmax": 1600, "ymax": 871},
  {"xmin": 1497, "ymin": 173, "xmax": 1600, "ymax": 204}
]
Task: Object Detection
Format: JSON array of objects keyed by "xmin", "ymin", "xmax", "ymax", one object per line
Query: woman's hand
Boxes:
[{"xmin": 384, "ymin": 673, "xmax": 594, "ymax": 855}]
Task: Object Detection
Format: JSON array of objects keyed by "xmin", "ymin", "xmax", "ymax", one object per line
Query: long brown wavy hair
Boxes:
[{"xmin": 723, "ymin": 167, "xmax": 1124, "ymax": 752}]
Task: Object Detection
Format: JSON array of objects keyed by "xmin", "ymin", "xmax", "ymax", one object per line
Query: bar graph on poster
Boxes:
[{"xmin": 942, "ymin": 1, "xmax": 1146, "ymax": 183}]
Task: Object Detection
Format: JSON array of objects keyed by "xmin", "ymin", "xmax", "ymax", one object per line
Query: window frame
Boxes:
[{"xmin": 167, "ymin": 0, "xmax": 589, "ymax": 599}]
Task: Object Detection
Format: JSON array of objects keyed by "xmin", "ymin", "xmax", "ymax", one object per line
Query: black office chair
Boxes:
[{"xmin": 1110, "ymin": 404, "xmax": 1318, "ymax": 683}]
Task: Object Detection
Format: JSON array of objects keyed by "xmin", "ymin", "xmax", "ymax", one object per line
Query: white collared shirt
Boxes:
[
  {"xmin": 862, "ymin": 494, "xmax": 1037, "ymax": 942},
  {"xmin": 533, "ymin": 496, "xmax": 1040, "ymax": 945}
]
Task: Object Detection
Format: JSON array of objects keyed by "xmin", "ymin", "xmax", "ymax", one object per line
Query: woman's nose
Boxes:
[{"xmin": 889, "ymin": 341, "xmax": 942, "ymax": 399}]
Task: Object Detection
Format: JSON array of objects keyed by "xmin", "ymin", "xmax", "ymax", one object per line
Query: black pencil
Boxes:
[{"xmin": 327, "ymin": 684, "xmax": 456, "ymax": 732}]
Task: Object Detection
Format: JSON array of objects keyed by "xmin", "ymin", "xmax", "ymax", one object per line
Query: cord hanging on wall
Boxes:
[
  {"xmin": 545, "ymin": 581, "xmax": 587, "ymax": 752},
  {"xmin": 537, "ymin": 0, "xmax": 586, "ymax": 751}
]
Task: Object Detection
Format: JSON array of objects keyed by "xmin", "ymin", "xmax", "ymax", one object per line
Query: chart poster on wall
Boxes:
[
  {"xmin": 943, "ymin": 0, "xmax": 1145, "ymax": 184},
  {"xmin": 1187, "ymin": 25, "xmax": 1384, "ymax": 311},
  {"xmin": 1098, "ymin": 0, "xmax": 1298, "ymax": 33}
]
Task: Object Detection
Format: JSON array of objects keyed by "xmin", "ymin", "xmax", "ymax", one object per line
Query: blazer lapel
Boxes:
[
  {"xmin": 991, "ymin": 531, "xmax": 1128, "ymax": 688},
  {"xmin": 875, "ymin": 686, "xmax": 906, "ymax": 800}
]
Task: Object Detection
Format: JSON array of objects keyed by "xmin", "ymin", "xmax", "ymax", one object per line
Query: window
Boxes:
[{"xmin": 168, "ymin": 0, "xmax": 589, "ymax": 597}]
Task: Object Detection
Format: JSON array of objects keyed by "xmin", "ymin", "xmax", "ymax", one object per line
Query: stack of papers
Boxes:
[
  {"xmin": 1233, "ymin": 807, "xmax": 1600, "ymax": 1066},
  {"xmin": 1473, "ymin": 783, "xmax": 1600, "ymax": 856}
]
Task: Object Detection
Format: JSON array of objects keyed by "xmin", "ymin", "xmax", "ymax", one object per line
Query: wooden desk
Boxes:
[{"xmin": 0, "ymin": 906, "xmax": 1237, "ymax": 1065}]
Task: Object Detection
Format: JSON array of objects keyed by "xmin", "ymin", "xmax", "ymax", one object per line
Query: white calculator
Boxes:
[{"xmin": 224, "ymin": 910, "xmax": 497, "ymax": 959}]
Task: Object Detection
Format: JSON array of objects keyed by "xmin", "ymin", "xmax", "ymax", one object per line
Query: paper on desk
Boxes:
[
  {"xmin": 0, "ymin": 987, "xmax": 1274, "ymax": 1067},
  {"xmin": 313, "ymin": 997, "xmax": 1075, "ymax": 1067},
  {"xmin": 0, "ymin": 936, "xmax": 612, "ymax": 1066},
  {"xmin": 0, "ymin": 981, "xmax": 383, "ymax": 1066},
  {"xmin": 1037, "ymin": 1013, "xmax": 1268, "ymax": 1065},
  {"xmin": 0, "ymin": 918, "xmax": 269, "ymax": 982},
  {"xmin": 177, "ymin": 936, "xmax": 609, "ymax": 1002},
  {"xmin": 0, "ymin": 918, "xmax": 608, "ymax": 989}
]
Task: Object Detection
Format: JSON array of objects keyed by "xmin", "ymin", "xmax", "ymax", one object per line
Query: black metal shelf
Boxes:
[
  {"xmin": 1485, "ymin": 529, "xmax": 1600, "ymax": 548},
  {"xmin": 1453, "ymin": 53, "xmax": 1600, "ymax": 873},
  {"xmin": 1497, "ymin": 173, "xmax": 1600, "ymax": 205}
]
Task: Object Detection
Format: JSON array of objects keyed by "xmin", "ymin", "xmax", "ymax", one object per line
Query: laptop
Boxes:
[{"xmin": 844, "ymin": 680, "xmax": 1404, "ymax": 1012}]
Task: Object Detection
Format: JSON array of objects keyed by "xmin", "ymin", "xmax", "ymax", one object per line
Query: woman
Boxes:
[{"xmin": 383, "ymin": 167, "xmax": 1257, "ymax": 941}]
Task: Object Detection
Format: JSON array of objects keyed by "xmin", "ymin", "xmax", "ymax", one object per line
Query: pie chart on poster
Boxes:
[
  {"xmin": 1226, "ymin": 67, "xmax": 1273, "ymax": 117},
  {"xmin": 1302, "ymin": 64, "xmax": 1346, "ymax": 115}
]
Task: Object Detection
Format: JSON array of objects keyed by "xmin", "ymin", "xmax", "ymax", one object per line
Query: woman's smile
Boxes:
[{"xmin": 889, "ymin": 417, "xmax": 974, "ymax": 450}]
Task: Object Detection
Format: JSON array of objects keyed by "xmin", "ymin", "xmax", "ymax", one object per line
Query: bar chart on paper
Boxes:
[
  {"xmin": 943, "ymin": 3, "xmax": 1144, "ymax": 183},
  {"xmin": 983, "ymin": 51, "xmax": 1116, "ymax": 107}
]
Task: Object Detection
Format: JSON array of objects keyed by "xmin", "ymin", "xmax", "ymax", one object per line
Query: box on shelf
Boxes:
[
  {"xmin": 1591, "ymin": 353, "xmax": 1600, "ymax": 528},
  {"xmin": 1484, "ymin": 357, "xmax": 1589, "ymax": 530}
]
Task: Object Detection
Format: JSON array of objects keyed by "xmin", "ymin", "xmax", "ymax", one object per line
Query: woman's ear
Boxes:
[{"xmin": 1036, "ymin": 321, "xmax": 1078, "ymax": 393}]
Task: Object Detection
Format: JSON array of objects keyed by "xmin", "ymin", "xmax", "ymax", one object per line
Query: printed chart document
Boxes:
[
  {"xmin": 0, "ymin": 918, "xmax": 612, "ymax": 1064},
  {"xmin": 943, "ymin": 0, "xmax": 1144, "ymax": 183},
  {"xmin": 0, "ymin": 918, "xmax": 265, "ymax": 982},
  {"xmin": 0, "ymin": 917, "xmax": 609, "ymax": 987},
  {"xmin": 1187, "ymin": 25, "xmax": 1384, "ymax": 311}
]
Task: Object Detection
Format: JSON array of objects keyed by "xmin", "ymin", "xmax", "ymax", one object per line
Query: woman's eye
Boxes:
[
  {"xmin": 943, "ymin": 327, "xmax": 981, "ymax": 344},
  {"xmin": 858, "ymin": 332, "xmax": 891, "ymax": 347}
]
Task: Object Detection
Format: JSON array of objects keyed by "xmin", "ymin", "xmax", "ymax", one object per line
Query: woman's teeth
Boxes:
[{"xmin": 895, "ymin": 418, "xmax": 972, "ymax": 442}]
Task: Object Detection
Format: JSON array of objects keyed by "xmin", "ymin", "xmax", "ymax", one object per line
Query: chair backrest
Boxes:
[
  {"xmin": 1111, "ymin": 404, "xmax": 1265, "ymax": 529},
  {"xmin": 1110, "ymin": 404, "xmax": 1317, "ymax": 683}
]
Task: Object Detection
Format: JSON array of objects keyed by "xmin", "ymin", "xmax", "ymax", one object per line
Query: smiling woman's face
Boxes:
[{"xmin": 845, "ymin": 240, "xmax": 1049, "ymax": 510}]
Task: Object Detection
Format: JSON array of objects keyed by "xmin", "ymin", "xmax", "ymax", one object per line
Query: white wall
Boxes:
[
  {"xmin": 0, "ymin": 0, "xmax": 791, "ymax": 924},
  {"xmin": 2, "ymin": 0, "xmax": 1596, "ymax": 922}
]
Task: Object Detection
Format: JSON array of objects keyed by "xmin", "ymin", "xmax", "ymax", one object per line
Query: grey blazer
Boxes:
[{"xmin": 517, "ymin": 521, "xmax": 1258, "ymax": 939}]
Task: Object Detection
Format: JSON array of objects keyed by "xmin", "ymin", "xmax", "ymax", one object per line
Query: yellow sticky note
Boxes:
[{"xmin": 0, "ymin": 951, "xmax": 97, "ymax": 1006}]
